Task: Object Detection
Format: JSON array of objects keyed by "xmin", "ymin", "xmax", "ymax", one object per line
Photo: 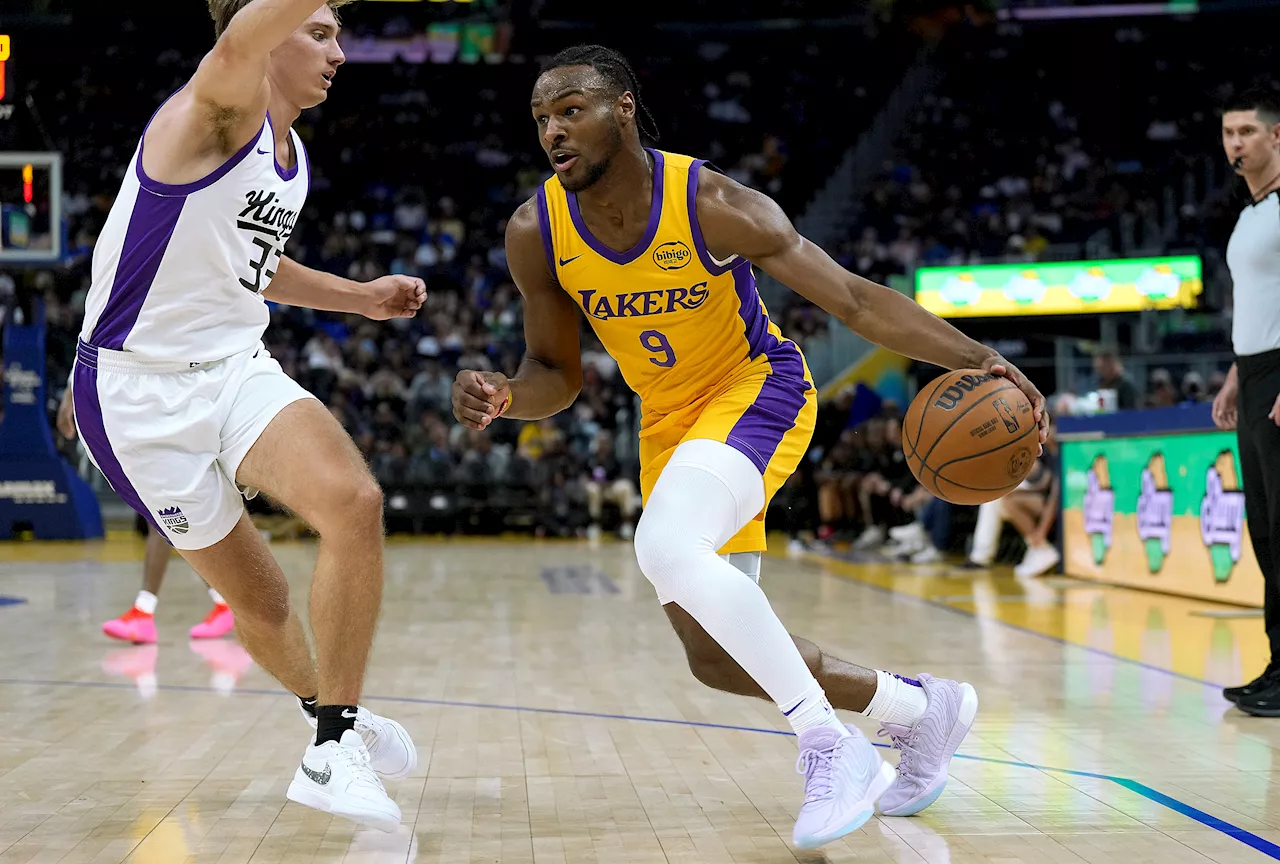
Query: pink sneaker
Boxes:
[
  {"xmin": 102, "ymin": 607, "xmax": 158, "ymax": 644},
  {"xmin": 189, "ymin": 604, "xmax": 235, "ymax": 639}
]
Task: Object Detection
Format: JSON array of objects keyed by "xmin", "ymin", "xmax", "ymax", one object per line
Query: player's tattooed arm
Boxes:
[
  {"xmin": 453, "ymin": 199, "xmax": 584, "ymax": 430},
  {"xmin": 695, "ymin": 167, "xmax": 1047, "ymax": 440}
]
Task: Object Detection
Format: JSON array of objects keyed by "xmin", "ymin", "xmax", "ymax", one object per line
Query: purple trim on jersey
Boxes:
[
  {"xmin": 566, "ymin": 149, "xmax": 665, "ymax": 265},
  {"xmin": 265, "ymin": 112, "xmax": 301, "ymax": 182},
  {"xmin": 725, "ymin": 264, "xmax": 812, "ymax": 473},
  {"xmin": 71, "ymin": 361, "xmax": 168, "ymax": 541},
  {"xmin": 687, "ymin": 159, "xmax": 737, "ymax": 276},
  {"xmin": 136, "ymin": 120, "xmax": 262, "ymax": 197},
  {"xmin": 299, "ymin": 134, "xmax": 311, "ymax": 198},
  {"xmin": 535, "ymin": 186, "xmax": 556, "ymax": 274},
  {"xmin": 89, "ymin": 190, "xmax": 187, "ymax": 350}
]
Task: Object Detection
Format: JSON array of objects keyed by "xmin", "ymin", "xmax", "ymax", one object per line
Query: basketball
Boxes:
[{"xmin": 902, "ymin": 369, "xmax": 1039, "ymax": 506}]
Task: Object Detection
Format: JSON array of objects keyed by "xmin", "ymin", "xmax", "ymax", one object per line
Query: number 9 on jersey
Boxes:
[{"xmin": 640, "ymin": 330, "xmax": 676, "ymax": 368}]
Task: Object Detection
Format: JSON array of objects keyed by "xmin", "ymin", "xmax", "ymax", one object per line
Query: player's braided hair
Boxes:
[{"xmin": 540, "ymin": 44, "xmax": 661, "ymax": 144}]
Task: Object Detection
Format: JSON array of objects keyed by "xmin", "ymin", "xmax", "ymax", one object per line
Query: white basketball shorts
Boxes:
[{"xmin": 72, "ymin": 338, "xmax": 317, "ymax": 550}]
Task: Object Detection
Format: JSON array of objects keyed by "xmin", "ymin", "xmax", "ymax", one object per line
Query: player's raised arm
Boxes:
[
  {"xmin": 451, "ymin": 199, "xmax": 584, "ymax": 430},
  {"xmin": 694, "ymin": 168, "xmax": 1047, "ymax": 440},
  {"xmin": 145, "ymin": 1, "xmax": 346, "ymax": 181},
  {"xmin": 196, "ymin": 0, "xmax": 335, "ymax": 110}
]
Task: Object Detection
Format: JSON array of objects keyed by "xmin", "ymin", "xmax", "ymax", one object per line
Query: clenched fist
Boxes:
[
  {"xmin": 452, "ymin": 370, "xmax": 511, "ymax": 430},
  {"xmin": 362, "ymin": 274, "xmax": 426, "ymax": 320}
]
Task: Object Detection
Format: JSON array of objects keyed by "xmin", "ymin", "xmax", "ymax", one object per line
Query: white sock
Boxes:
[
  {"xmin": 208, "ymin": 588, "xmax": 226, "ymax": 606},
  {"xmin": 134, "ymin": 590, "xmax": 158, "ymax": 615},
  {"xmin": 781, "ymin": 683, "xmax": 850, "ymax": 736},
  {"xmin": 635, "ymin": 440, "xmax": 840, "ymax": 744},
  {"xmin": 863, "ymin": 670, "xmax": 929, "ymax": 727}
]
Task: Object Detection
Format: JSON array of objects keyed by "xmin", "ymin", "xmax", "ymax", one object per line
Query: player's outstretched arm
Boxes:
[
  {"xmin": 695, "ymin": 168, "xmax": 1047, "ymax": 440},
  {"xmin": 452, "ymin": 199, "xmax": 583, "ymax": 430},
  {"xmin": 265, "ymin": 257, "xmax": 425, "ymax": 320},
  {"xmin": 145, "ymin": 1, "xmax": 338, "ymax": 180},
  {"xmin": 193, "ymin": 0, "xmax": 334, "ymax": 109}
]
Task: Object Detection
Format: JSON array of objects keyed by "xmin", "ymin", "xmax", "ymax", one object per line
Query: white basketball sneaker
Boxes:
[
  {"xmin": 287, "ymin": 728, "xmax": 402, "ymax": 832},
  {"xmin": 299, "ymin": 701, "xmax": 418, "ymax": 780},
  {"xmin": 877, "ymin": 674, "xmax": 979, "ymax": 816},
  {"xmin": 792, "ymin": 725, "xmax": 896, "ymax": 849}
]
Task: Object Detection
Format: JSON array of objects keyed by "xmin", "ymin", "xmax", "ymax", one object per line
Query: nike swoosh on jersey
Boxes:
[{"xmin": 559, "ymin": 255, "xmax": 582, "ymax": 266}]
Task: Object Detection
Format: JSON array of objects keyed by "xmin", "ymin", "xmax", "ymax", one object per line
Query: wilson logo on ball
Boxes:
[{"xmin": 932, "ymin": 373, "xmax": 995, "ymax": 410}]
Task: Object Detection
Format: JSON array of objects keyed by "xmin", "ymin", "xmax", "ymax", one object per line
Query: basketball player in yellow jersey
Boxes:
[{"xmin": 453, "ymin": 44, "xmax": 1048, "ymax": 849}]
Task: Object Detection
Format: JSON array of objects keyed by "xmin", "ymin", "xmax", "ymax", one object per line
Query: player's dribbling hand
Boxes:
[
  {"xmin": 452, "ymin": 370, "xmax": 511, "ymax": 430},
  {"xmin": 363, "ymin": 274, "xmax": 426, "ymax": 320},
  {"xmin": 981, "ymin": 355, "xmax": 1048, "ymax": 452}
]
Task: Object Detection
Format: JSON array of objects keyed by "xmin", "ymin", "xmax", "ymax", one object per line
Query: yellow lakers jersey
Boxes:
[{"xmin": 536, "ymin": 149, "xmax": 810, "ymax": 418}]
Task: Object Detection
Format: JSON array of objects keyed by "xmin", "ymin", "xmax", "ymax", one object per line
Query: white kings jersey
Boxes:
[{"xmin": 80, "ymin": 106, "xmax": 308, "ymax": 362}]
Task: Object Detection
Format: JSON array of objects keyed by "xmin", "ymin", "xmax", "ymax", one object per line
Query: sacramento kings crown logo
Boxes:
[{"xmin": 157, "ymin": 506, "xmax": 189, "ymax": 535}]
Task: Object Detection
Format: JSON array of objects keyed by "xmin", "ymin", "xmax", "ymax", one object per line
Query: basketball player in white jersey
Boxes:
[{"xmin": 74, "ymin": 0, "xmax": 418, "ymax": 831}]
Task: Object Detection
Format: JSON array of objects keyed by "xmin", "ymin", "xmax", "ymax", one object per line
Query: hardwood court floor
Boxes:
[{"xmin": 0, "ymin": 534, "xmax": 1276, "ymax": 863}]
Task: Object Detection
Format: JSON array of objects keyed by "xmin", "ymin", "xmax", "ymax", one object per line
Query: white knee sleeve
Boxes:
[{"xmin": 634, "ymin": 439, "xmax": 765, "ymax": 605}]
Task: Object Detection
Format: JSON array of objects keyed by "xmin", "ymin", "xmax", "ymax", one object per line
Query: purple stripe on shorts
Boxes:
[
  {"xmin": 72, "ymin": 362, "xmax": 168, "ymax": 540},
  {"xmin": 89, "ymin": 190, "xmax": 186, "ymax": 350},
  {"xmin": 567, "ymin": 149, "xmax": 664, "ymax": 265},
  {"xmin": 726, "ymin": 264, "xmax": 812, "ymax": 473},
  {"xmin": 725, "ymin": 345, "xmax": 809, "ymax": 473},
  {"xmin": 535, "ymin": 185, "xmax": 556, "ymax": 274}
]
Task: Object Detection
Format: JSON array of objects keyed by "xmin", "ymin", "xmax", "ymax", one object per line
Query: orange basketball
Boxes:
[{"xmin": 902, "ymin": 369, "xmax": 1038, "ymax": 505}]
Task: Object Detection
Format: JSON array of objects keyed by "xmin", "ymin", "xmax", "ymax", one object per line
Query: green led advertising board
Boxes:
[{"xmin": 914, "ymin": 255, "xmax": 1202, "ymax": 319}]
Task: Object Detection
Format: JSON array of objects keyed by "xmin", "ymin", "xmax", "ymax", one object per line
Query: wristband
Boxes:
[{"xmin": 495, "ymin": 391, "xmax": 512, "ymax": 418}]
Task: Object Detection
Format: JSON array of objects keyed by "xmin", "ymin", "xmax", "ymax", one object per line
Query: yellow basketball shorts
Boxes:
[{"xmin": 638, "ymin": 368, "xmax": 816, "ymax": 555}]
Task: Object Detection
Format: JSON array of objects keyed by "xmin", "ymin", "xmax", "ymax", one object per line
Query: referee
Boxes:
[{"xmin": 1215, "ymin": 87, "xmax": 1280, "ymax": 716}]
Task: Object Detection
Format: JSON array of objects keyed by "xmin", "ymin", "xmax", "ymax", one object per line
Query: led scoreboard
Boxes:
[{"xmin": 0, "ymin": 34, "xmax": 9, "ymax": 103}]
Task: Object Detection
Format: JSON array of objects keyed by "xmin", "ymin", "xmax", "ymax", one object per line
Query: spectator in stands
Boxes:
[
  {"xmin": 1093, "ymin": 350, "xmax": 1139, "ymax": 410},
  {"xmin": 964, "ymin": 421, "xmax": 1061, "ymax": 577},
  {"xmin": 853, "ymin": 419, "xmax": 914, "ymax": 549},
  {"xmin": 584, "ymin": 431, "xmax": 638, "ymax": 540},
  {"xmin": 1148, "ymin": 368, "xmax": 1179, "ymax": 408},
  {"xmin": 815, "ymin": 429, "xmax": 861, "ymax": 541},
  {"xmin": 1181, "ymin": 371, "xmax": 1207, "ymax": 403}
]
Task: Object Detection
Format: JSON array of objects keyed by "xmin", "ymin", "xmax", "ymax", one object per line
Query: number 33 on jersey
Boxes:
[{"xmin": 536, "ymin": 149, "xmax": 808, "ymax": 419}]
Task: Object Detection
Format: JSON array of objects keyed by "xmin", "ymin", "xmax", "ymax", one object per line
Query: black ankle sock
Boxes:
[
  {"xmin": 298, "ymin": 695, "xmax": 319, "ymax": 718},
  {"xmin": 315, "ymin": 704, "xmax": 358, "ymax": 745}
]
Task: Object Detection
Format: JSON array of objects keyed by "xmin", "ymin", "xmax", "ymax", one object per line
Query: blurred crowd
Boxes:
[
  {"xmin": 8, "ymin": 10, "xmax": 911, "ymax": 539},
  {"xmin": 0, "ymin": 8, "xmax": 1264, "ymax": 564},
  {"xmin": 826, "ymin": 13, "xmax": 1272, "ymax": 305}
]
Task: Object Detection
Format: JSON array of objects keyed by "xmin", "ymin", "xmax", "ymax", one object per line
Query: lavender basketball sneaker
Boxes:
[
  {"xmin": 792, "ymin": 725, "xmax": 897, "ymax": 849},
  {"xmin": 877, "ymin": 674, "xmax": 979, "ymax": 817}
]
